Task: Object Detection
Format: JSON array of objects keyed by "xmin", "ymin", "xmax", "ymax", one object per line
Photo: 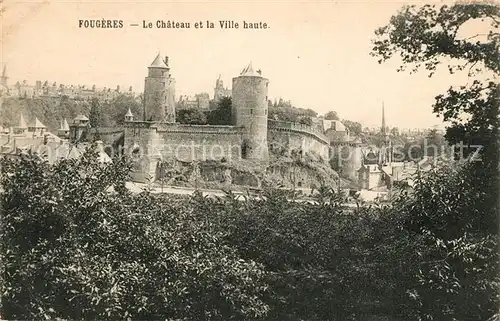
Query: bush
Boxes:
[
  {"xmin": 0, "ymin": 149, "xmax": 269, "ymax": 320},
  {"xmin": 1, "ymin": 147, "xmax": 497, "ymax": 321},
  {"xmin": 385, "ymin": 164, "xmax": 499, "ymax": 321}
]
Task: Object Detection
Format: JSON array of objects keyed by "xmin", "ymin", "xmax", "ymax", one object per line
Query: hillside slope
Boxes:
[{"xmin": 0, "ymin": 95, "xmax": 142, "ymax": 132}]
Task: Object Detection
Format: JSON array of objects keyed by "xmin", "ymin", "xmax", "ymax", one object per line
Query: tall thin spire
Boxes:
[{"xmin": 1, "ymin": 65, "xmax": 8, "ymax": 86}]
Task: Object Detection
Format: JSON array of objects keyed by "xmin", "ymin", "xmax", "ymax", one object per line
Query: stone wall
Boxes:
[
  {"xmin": 94, "ymin": 127, "xmax": 124, "ymax": 147},
  {"xmin": 268, "ymin": 119, "xmax": 329, "ymax": 144},
  {"xmin": 266, "ymin": 163, "xmax": 337, "ymax": 190},
  {"xmin": 151, "ymin": 124, "xmax": 245, "ymax": 163},
  {"xmin": 123, "ymin": 121, "xmax": 246, "ymax": 182},
  {"xmin": 268, "ymin": 128, "xmax": 330, "ymax": 162},
  {"xmin": 124, "ymin": 120, "xmax": 335, "ymax": 183}
]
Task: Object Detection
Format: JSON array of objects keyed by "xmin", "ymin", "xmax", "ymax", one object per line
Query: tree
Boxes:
[
  {"xmin": 207, "ymin": 96, "xmax": 232, "ymax": 125},
  {"xmin": 298, "ymin": 116, "xmax": 313, "ymax": 126},
  {"xmin": 342, "ymin": 120, "xmax": 362, "ymax": 136},
  {"xmin": 303, "ymin": 108, "xmax": 318, "ymax": 118},
  {"xmin": 390, "ymin": 126, "xmax": 399, "ymax": 136},
  {"xmin": 372, "ymin": 3, "xmax": 499, "ymax": 320},
  {"xmin": 0, "ymin": 150, "xmax": 269, "ymax": 320},
  {"xmin": 176, "ymin": 108, "xmax": 208, "ymax": 125},
  {"xmin": 323, "ymin": 111, "xmax": 339, "ymax": 120},
  {"xmin": 372, "ymin": 3, "xmax": 499, "ymax": 166},
  {"xmin": 89, "ymin": 97, "xmax": 101, "ymax": 129},
  {"xmin": 109, "ymin": 94, "xmax": 142, "ymax": 125}
]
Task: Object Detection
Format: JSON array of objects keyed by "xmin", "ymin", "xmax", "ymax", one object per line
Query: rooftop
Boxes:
[
  {"xmin": 239, "ymin": 62, "xmax": 262, "ymax": 77},
  {"xmin": 149, "ymin": 53, "xmax": 168, "ymax": 69},
  {"xmin": 74, "ymin": 114, "xmax": 89, "ymax": 122}
]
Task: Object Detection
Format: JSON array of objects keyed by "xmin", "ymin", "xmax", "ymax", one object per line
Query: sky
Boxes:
[{"xmin": 0, "ymin": 0, "xmax": 492, "ymax": 129}]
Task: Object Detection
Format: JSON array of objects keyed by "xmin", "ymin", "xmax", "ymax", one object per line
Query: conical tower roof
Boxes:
[
  {"xmin": 149, "ymin": 53, "xmax": 168, "ymax": 69},
  {"xmin": 240, "ymin": 62, "xmax": 256, "ymax": 76},
  {"xmin": 18, "ymin": 113, "xmax": 27, "ymax": 128},
  {"xmin": 125, "ymin": 107, "xmax": 133, "ymax": 117},
  {"xmin": 33, "ymin": 117, "xmax": 46, "ymax": 128}
]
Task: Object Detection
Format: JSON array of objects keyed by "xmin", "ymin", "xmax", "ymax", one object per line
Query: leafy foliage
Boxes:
[
  {"xmin": 107, "ymin": 94, "xmax": 142, "ymax": 125},
  {"xmin": 1, "ymin": 147, "xmax": 498, "ymax": 321},
  {"xmin": 323, "ymin": 110, "xmax": 340, "ymax": 120},
  {"xmin": 372, "ymin": 3, "xmax": 499, "ymax": 165},
  {"xmin": 176, "ymin": 108, "xmax": 208, "ymax": 125},
  {"xmin": 0, "ymin": 150, "xmax": 269, "ymax": 320},
  {"xmin": 0, "ymin": 94, "xmax": 142, "ymax": 131},
  {"xmin": 387, "ymin": 164, "xmax": 499, "ymax": 321},
  {"xmin": 268, "ymin": 98, "xmax": 317, "ymax": 123},
  {"xmin": 342, "ymin": 119, "xmax": 363, "ymax": 136},
  {"xmin": 207, "ymin": 97, "xmax": 232, "ymax": 125},
  {"xmin": 0, "ymin": 96, "xmax": 89, "ymax": 131},
  {"xmin": 89, "ymin": 98, "xmax": 101, "ymax": 129},
  {"xmin": 372, "ymin": 3, "xmax": 500, "ymax": 320},
  {"xmin": 372, "ymin": 4, "xmax": 500, "ymax": 75}
]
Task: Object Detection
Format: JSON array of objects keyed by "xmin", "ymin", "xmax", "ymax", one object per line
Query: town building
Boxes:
[{"xmin": 0, "ymin": 64, "xmax": 137, "ymax": 101}]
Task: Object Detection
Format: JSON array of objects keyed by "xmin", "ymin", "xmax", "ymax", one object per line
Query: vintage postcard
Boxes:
[{"xmin": 0, "ymin": 0, "xmax": 498, "ymax": 320}]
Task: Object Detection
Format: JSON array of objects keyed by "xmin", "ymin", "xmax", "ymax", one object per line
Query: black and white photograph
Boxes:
[{"xmin": 0, "ymin": 0, "xmax": 498, "ymax": 320}]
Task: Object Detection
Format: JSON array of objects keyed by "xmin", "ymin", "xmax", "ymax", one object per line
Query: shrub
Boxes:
[{"xmin": 0, "ymin": 149, "xmax": 269, "ymax": 320}]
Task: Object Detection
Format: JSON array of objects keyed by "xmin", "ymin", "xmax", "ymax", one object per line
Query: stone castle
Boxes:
[
  {"xmin": 72, "ymin": 53, "xmax": 362, "ymax": 184},
  {"xmin": 0, "ymin": 54, "xmax": 428, "ymax": 192}
]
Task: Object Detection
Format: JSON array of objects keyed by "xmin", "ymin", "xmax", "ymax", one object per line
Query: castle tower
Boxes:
[
  {"xmin": 330, "ymin": 136, "xmax": 363, "ymax": 184},
  {"xmin": 1, "ymin": 65, "xmax": 8, "ymax": 87},
  {"xmin": 143, "ymin": 53, "xmax": 176, "ymax": 122},
  {"xmin": 69, "ymin": 114, "xmax": 90, "ymax": 143},
  {"xmin": 232, "ymin": 62, "xmax": 269, "ymax": 162}
]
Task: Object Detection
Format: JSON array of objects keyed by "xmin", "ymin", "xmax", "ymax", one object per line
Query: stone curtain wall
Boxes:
[
  {"xmin": 152, "ymin": 124, "xmax": 245, "ymax": 162},
  {"xmin": 268, "ymin": 119, "xmax": 329, "ymax": 144},
  {"xmin": 94, "ymin": 127, "xmax": 125, "ymax": 146},
  {"xmin": 268, "ymin": 129, "xmax": 330, "ymax": 162},
  {"xmin": 123, "ymin": 121, "xmax": 245, "ymax": 182},
  {"xmin": 123, "ymin": 120, "xmax": 333, "ymax": 183},
  {"xmin": 268, "ymin": 120, "xmax": 330, "ymax": 162}
]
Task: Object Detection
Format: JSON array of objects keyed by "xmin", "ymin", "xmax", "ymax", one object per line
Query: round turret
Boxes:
[
  {"xmin": 231, "ymin": 63, "xmax": 269, "ymax": 162},
  {"xmin": 144, "ymin": 53, "xmax": 176, "ymax": 122}
]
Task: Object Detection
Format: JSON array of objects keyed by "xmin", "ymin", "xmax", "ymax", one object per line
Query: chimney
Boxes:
[{"xmin": 164, "ymin": 56, "xmax": 169, "ymax": 66}]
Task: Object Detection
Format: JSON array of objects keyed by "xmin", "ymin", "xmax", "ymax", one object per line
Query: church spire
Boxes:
[{"xmin": 1, "ymin": 65, "xmax": 8, "ymax": 86}]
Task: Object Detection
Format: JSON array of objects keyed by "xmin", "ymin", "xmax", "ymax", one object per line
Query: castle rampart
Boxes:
[
  {"xmin": 268, "ymin": 119, "xmax": 329, "ymax": 145},
  {"xmin": 120, "ymin": 56, "xmax": 355, "ymax": 183}
]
